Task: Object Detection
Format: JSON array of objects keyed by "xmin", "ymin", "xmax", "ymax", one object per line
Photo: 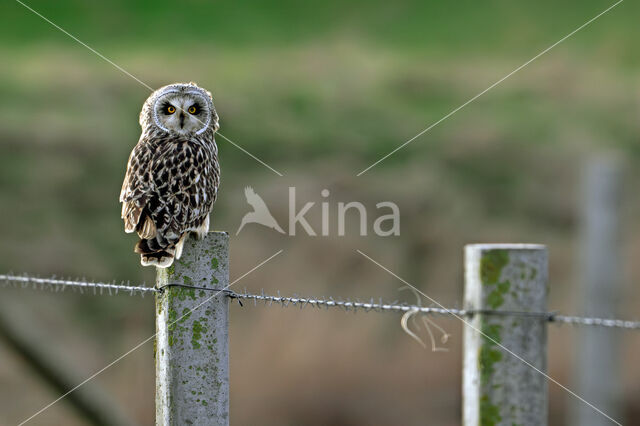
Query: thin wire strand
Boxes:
[
  {"xmin": 3, "ymin": 274, "xmax": 639, "ymax": 330},
  {"xmin": 13, "ymin": 0, "xmax": 284, "ymax": 177},
  {"xmin": 14, "ymin": 0, "xmax": 154, "ymax": 91},
  {"xmin": 356, "ymin": 0, "xmax": 624, "ymax": 176}
]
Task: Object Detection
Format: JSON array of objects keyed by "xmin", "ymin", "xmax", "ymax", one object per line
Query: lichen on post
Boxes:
[
  {"xmin": 463, "ymin": 244, "xmax": 548, "ymax": 426},
  {"xmin": 155, "ymin": 231, "xmax": 229, "ymax": 426}
]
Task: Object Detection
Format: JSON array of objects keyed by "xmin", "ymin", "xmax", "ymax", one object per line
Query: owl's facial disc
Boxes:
[{"xmin": 153, "ymin": 91, "xmax": 212, "ymax": 135}]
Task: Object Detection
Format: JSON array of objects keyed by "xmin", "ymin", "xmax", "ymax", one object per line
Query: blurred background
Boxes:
[{"xmin": 1, "ymin": 0, "xmax": 639, "ymax": 424}]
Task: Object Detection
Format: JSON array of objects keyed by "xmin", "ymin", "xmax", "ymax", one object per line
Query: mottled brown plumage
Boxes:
[{"xmin": 120, "ymin": 82, "xmax": 220, "ymax": 267}]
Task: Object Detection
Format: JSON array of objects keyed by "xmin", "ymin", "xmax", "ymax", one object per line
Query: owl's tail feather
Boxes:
[{"xmin": 135, "ymin": 239, "xmax": 175, "ymax": 268}]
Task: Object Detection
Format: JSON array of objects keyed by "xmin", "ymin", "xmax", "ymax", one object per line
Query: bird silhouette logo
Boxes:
[{"xmin": 236, "ymin": 186, "xmax": 285, "ymax": 235}]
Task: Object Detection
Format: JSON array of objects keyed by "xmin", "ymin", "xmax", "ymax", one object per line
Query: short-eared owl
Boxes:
[{"xmin": 120, "ymin": 82, "xmax": 220, "ymax": 268}]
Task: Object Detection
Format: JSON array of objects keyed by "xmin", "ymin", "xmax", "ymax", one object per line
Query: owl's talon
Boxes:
[{"xmin": 191, "ymin": 231, "xmax": 206, "ymax": 240}]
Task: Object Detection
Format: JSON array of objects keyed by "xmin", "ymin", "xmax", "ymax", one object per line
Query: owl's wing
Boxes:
[{"xmin": 120, "ymin": 141, "xmax": 155, "ymax": 235}]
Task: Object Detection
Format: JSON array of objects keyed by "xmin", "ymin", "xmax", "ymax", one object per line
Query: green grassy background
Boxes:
[{"xmin": 1, "ymin": 0, "xmax": 639, "ymax": 425}]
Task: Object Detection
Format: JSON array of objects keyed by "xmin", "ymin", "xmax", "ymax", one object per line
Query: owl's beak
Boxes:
[{"xmin": 179, "ymin": 111, "xmax": 185, "ymax": 128}]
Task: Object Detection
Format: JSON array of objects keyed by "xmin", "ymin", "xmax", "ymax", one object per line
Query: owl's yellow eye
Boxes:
[
  {"xmin": 167, "ymin": 105, "xmax": 176, "ymax": 114},
  {"xmin": 188, "ymin": 106, "xmax": 197, "ymax": 114}
]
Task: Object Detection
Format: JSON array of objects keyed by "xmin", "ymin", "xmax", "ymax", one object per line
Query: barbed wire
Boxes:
[
  {"xmin": 228, "ymin": 289, "xmax": 640, "ymax": 329},
  {"xmin": 2, "ymin": 274, "xmax": 640, "ymax": 330},
  {"xmin": 0, "ymin": 274, "xmax": 156, "ymax": 296}
]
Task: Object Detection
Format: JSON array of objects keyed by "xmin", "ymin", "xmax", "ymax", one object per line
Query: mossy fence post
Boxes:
[
  {"xmin": 463, "ymin": 244, "xmax": 548, "ymax": 426},
  {"xmin": 155, "ymin": 232, "xmax": 230, "ymax": 426}
]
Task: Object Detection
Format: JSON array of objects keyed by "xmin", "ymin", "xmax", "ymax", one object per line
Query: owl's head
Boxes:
[{"xmin": 141, "ymin": 82, "xmax": 219, "ymax": 136}]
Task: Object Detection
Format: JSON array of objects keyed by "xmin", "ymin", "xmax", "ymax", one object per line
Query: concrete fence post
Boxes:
[
  {"xmin": 463, "ymin": 244, "xmax": 548, "ymax": 426},
  {"xmin": 571, "ymin": 157, "xmax": 623, "ymax": 426},
  {"xmin": 155, "ymin": 231, "xmax": 230, "ymax": 426}
]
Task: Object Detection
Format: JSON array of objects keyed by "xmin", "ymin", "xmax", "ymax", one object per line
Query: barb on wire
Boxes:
[{"xmin": 3, "ymin": 273, "xmax": 640, "ymax": 330}]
